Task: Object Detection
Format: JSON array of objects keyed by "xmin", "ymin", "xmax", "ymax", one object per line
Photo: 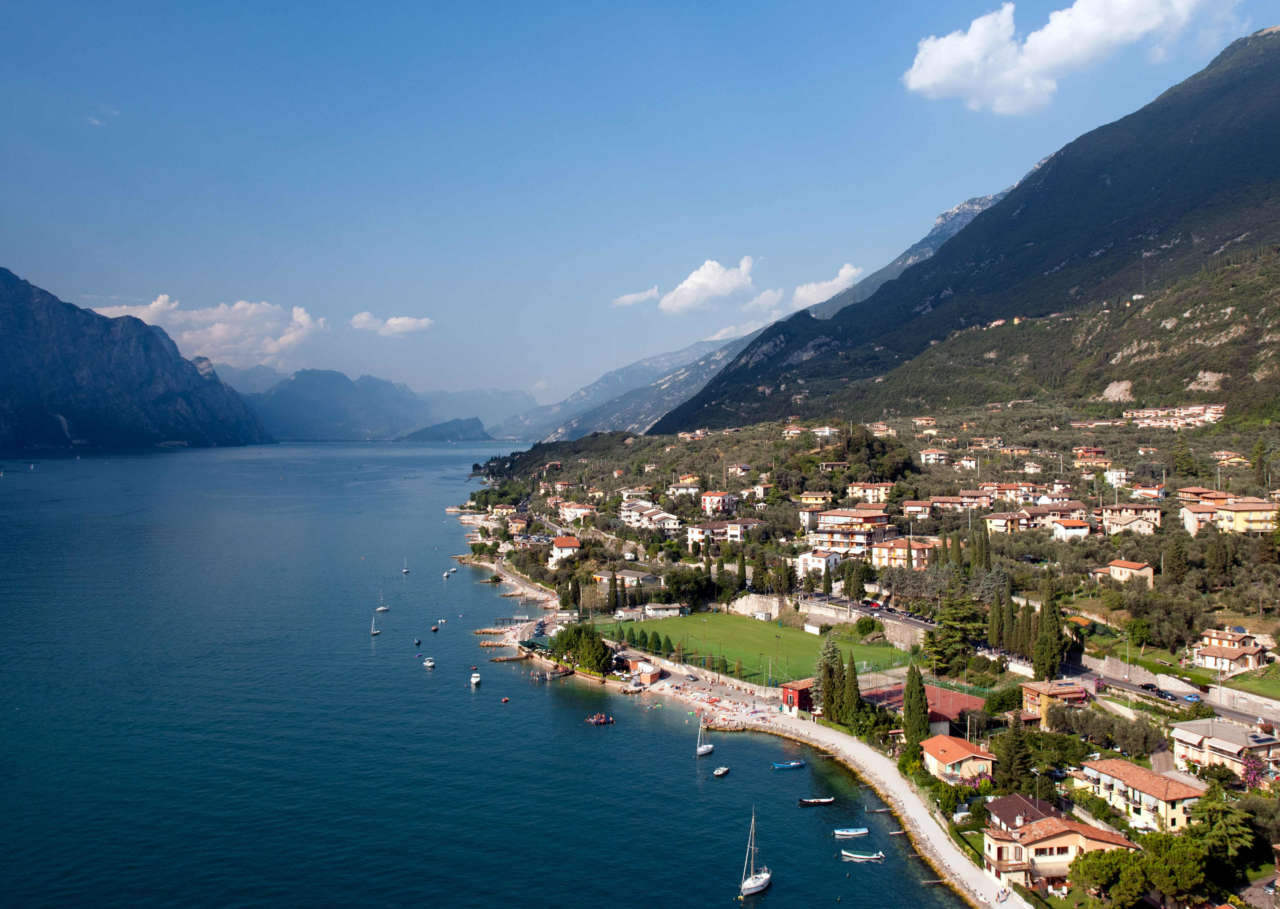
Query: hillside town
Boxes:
[{"xmin": 463, "ymin": 405, "xmax": 1280, "ymax": 907}]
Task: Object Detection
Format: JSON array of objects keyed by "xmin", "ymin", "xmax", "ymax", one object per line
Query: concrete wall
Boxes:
[
  {"xmin": 727, "ymin": 592, "xmax": 786, "ymax": 620},
  {"xmin": 1081, "ymin": 654, "xmax": 1159, "ymax": 687}
]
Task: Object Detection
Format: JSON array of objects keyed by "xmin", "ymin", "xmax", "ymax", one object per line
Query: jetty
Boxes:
[{"xmin": 473, "ymin": 628, "xmax": 506, "ymax": 635}]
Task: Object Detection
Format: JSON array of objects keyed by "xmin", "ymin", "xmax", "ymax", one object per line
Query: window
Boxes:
[
  {"xmin": 1169, "ymin": 817, "xmax": 1177, "ymax": 827},
  {"xmin": 1056, "ymin": 846, "xmax": 1069, "ymax": 855},
  {"xmin": 1035, "ymin": 847, "xmax": 1051, "ymax": 856}
]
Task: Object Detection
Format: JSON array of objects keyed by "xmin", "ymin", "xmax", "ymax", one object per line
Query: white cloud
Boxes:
[
  {"xmin": 741, "ymin": 288, "xmax": 785, "ymax": 313},
  {"xmin": 612, "ymin": 286, "xmax": 659, "ymax": 307},
  {"xmin": 349, "ymin": 312, "xmax": 435, "ymax": 336},
  {"xmin": 95, "ymin": 294, "xmax": 327, "ymax": 366},
  {"xmin": 705, "ymin": 320, "xmax": 768, "ymax": 342},
  {"xmin": 903, "ymin": 0, "xmax": 1212, "ymax": 114},
  {"xmin": 791, "ymin": 263, "xmax": 862, "ymax": 309},
  {"xmin": 658, "ymin": 256, "xmax": 754, "ymax": 314},
  {"xmin": 87, "ymin": 105, "xmax": 120, "ymax": 127}
]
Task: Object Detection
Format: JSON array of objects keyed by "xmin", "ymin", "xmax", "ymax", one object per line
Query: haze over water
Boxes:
[{"xmin": 0, "ymin": 444, "xmax": 965, "ymax": 908}]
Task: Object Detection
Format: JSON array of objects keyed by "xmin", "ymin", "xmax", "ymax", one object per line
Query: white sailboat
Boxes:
[
  {"xmin": 739, "ymin": 808, "xmax": 772, "ymax": 896},
  {"xmin": 696, "ymin": 722, "xmax": 714, "ymax": 757},
  {"xmin": 375, "ymin": 591, "xmax": 390, "ymax": 612},
  {"xmin": 402, "ymin": 558, "xmax": 411, "ymax": 575},
  {"xmin": 370, "ymin": 614, "xmax": 381, "ymax": 637}
]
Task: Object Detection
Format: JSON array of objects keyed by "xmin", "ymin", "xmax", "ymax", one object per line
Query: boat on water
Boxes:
[
  {"xmin": 448, "ymin": 567, "xmax": 457, "ymax": 574},
  {"xmin": 470, "ymin": 671, "xmax": 481, "ymax": 686},
  {"xmin": 713, "ymin": 766, "xmax": 730, "ymax": 777},
  {"xmin": 840, "ymin": 850, "xmax": 885, "ymax": 862},
  {"xmin": 402, "ymin": 559, "xmax": 411, "ymax": 575},
  {"xmin": 423, "ymin": 657, "xmax": 435, "ymax": 669},
  {"xmin": 443, "ymin": 570, "xmax": 450, "ymax": 578},
  {"xmin": 868, "ymin": 807, "xmax": 892, "ymax": 813},
  {"xmin": 430, "ymin": 625, "xmax": 439, "ymax": 633},
  {"xmin": 798, "ymin": 797, "xmax": 835, "ymax": 806},
  {"xmin": 739, "ymin": 808, "xmax": 772, "ymax": 896},
  {"xmin": 695, "ymin": 722, "xmax": 714, "ymax": 757},
  {"xmin": 375, "ymin": 591, "xmax": 390, "ymax": 612},
  {"xmin": 771, "ymin": 760, "xmax": 804, "ymax": 770},
  {"xmin": 833, "ymin": 827, "xmax": 869, "ymax": 838},
  {"xmin": 370, "ymin": 615, "xmax": 381, "ymax": 637},
  {"xmin": 585, "ymin": 712, "xmax": 614, "ymax": 725}
]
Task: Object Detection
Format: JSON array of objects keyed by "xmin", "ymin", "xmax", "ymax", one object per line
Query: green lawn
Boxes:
[
  {"xmin": 1225, "ymin": 663, "xmax": 1280, "ymax": 701},
  {"xmin": 611, "ymin": 612, "xmax": 908, "ymax": 684}
]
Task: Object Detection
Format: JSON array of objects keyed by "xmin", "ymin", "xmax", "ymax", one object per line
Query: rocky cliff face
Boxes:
[{"xmin": 0, "ymin": 267, "xmax": 268, "ymax": 451}]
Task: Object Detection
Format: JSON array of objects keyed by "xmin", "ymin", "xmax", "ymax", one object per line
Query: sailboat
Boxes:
[
  {"xmin": 402, "ymin": 558, "xmax": 411, "ymax": 575},
  {"xmin": 370, "ymin": 614, "xmax": 381, "ymax": 637},
  {"xmin": 695, "ymin": 722, "xmax": 714, "ymax": 757},
  {"xmin": 375, "ymin": 591, "xmax": 390, "ymax": 612},
  {"xmin": 739, "ymin": 808, "xmax": 772, "ymax": 896}
]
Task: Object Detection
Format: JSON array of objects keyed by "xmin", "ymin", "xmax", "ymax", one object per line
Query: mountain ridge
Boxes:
[
  {"xmin": 651, "ymin": 28, "xmax": 1280, "ymax": 434},
  {"xmin": 0, "ymin": 267, "xmax": 267, "ymax": 452}
]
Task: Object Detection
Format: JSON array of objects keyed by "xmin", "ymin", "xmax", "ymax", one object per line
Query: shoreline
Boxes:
[{"xmin": 454, "ymin": 513, "xmax": 1020, "ymax": 908}]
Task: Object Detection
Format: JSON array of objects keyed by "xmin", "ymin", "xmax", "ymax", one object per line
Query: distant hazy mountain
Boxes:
[
  {"xmin": 807, "ymin": 191, "xmax": 1009, "ymax": 320},
  {"xmin": 419, "ymin": 388, "xmax": 537, "ymax": 431},
  {"xmin": 494, "ymin": 338, "xmax": 726, "ymax": 440},
  {"xmin": 542, "ymin": 331, "xmax": 760, "ymax": 441},
  {"xmin": 0, "ymin": 267, "xmax": 267, "ymax": 452},
  {"xmin": 213, "ymin": 363, "xmax": 287, "ymax": 394},
  {"xmin": 246, "ymin": 370, "xmax": 434, "ymax": 441},
  {"xmin": 398, "ymin": 417, "xmax": 491, "ymax": 442},
  {"xmin": 652, "ymin": 28, "xmax": 1280, "ymax": 433}
]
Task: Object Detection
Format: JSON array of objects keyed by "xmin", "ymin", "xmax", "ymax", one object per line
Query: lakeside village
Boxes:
[{"xmin": 459, "ymin": 402, "xmax": 1280, "ymax": 909}]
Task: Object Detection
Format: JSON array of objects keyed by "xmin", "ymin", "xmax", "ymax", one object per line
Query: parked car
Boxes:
[
  {"xmin": 1184, "ymin": 693, "xmax": 1202, "ymax": 703},
  {"xmin": 1139, "ymin": 683, "xmax": 1157, "ymax": 692},
  {"xmin": 1157, "ymin": 690, "xmax": 1177, "ymax": 702},
  {"xmin": 1263, "ymin": 879, "xmax": 1276, "ymax": 895}
]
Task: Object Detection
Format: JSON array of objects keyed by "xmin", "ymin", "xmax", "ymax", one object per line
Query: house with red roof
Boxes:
[
  {"xmin": 919, "ymin": 734, "xmax": 996, "ymax": 782},
  {"xmin": 548, "ymin": 536, "xmax": 582, "ymax": 567},
  {"xmin": 983, "ymin": 816, "xmax": 1136, "ymax": 889}
]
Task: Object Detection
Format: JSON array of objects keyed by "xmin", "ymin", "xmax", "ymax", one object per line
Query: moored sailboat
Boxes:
[
  {"xmin": 370, "ymin": 614, "xmax": 381, "ymax": 637},
  {"xmin": 739, "ymin": 808, "xmax": 772, "ymax": 896},
  {"xmin": 695, "ymin": 722, "xmax": 714, "ymax": 757}
]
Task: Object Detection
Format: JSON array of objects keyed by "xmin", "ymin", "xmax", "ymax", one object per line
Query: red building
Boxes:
[{"xmin": 781, "ymin": 678, "xmax": 815, "ymax": 715}]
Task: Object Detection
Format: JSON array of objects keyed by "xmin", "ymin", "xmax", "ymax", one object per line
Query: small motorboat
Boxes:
[
  {"xmin": 470, "ymin": 671, "xmax": 481, "ymax": 687},
  {"xmin": 430, "ymin": 626, "xmax": 439, "ymax": 633},
  {"xmin": 771, "ymin": 760, "xmax": 805, "ymax": 770},
  {"xmin": 423, "ymin": 657, "xmax": 435, "ymax": 669},
  {"xmin": 585, "ymin": 713, "xmax": 614, "ymax": 725},
  {"xmin": 413, "ymin": 638, "xmax": 421, "ymax": 646},
  {"xmin": 799, "ymin": 797, "xmax": 835, "ymax": 807},
  {"xmin": 440, "ymin": 618, "xmax": 447, "ymax": 624},
  {"xmin": 443, "ymin": 571, "xmax": 450, "ymax": 578},
  {"xmin": 501, "ymin": 697, "xmax": 510, "ymax": 704},
  {"xmin": 713, "ymin": 766, "xmax": 730, "ymax": 777},
  {"xmin": 841, "ymin": 850, "xmax": 885, "ymax": 862},
  {"xmin": 833, "ymin": 828, "xmax": 869, "ymax": 838}
]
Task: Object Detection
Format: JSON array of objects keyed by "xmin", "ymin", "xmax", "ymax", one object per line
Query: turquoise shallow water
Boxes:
[{"xmin": 0, "ymin": 444, "xmax": 966, "ymax": 908}]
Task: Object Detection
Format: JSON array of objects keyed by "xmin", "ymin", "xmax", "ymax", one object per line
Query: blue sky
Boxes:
[{"xmin": 1, "ymin": 0, "xmax": 1270, "ymax": 402}]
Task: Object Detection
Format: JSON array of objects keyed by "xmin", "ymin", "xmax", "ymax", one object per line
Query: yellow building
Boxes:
[
  {"xmin": 1020, "ymin": 680, "xmax": 1091, "ymax": 726},
  {"xmin": 1214, "ymin": 500, "xmax": 1279, "ymax": 534},
  {"xmin": 1079, "ymin": 759, "xmax": 1205, "ymax": 831}
]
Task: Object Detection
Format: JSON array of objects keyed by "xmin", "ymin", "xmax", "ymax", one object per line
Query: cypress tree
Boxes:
[
  {"xmin": 995, "ymin": 714, "xmax": 1034, "ymax": 794},
  {"xmin": 987, "ymin": 601, "xmax": 1003, "ymax": 649},
  {"xmin": 981, "ymin": 524, "xmax": 992, "ymax": 571},
  {"xmin": 1033, "ymin": 601, "xmax": 1065, "ymax": 681},
  {"xmin": 608, "ymin": 572, "xmax": 618, "ymax": 612},
  {"xmin": 625, "ymin": 626, "xmax": 637, "ymax": 646},
  {"xmin": 736, "ymin": 549, "xmax": 747, "ymax": 591},
  {"xmin": 949, "ymin": 531, "xmax": 964, "ymax": 569},
  {"xmin": 663, "ymin": 634, "xmax": 675, "ymax": 657},
  {"xmin": 842, "ymin": 654, "xmax": 862, "ymax": 726},
  {"xmin": 1002, "ymin": 598, "xmax": 1017, "ymax": 652},
  {"xmin": 822, "ymin": 565, "xmax": 833, "ymax": 595},
  {"xmin": 570, "ymin": 576, "xmax": 581, "ymax": 607},
  {"xmin": 902, "ymin": 665, "xmax": 930, "ymax": 746}
]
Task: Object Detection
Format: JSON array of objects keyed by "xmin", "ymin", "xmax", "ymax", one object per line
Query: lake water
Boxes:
[{"xmin": 0, "ymin": 443, "xmax": 966, "ymax": 908}]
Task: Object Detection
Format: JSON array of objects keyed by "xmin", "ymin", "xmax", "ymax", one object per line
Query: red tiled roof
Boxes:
[
  {"xmin": 1083, "ymin": 759, "xmax": 1205, "ymax": 801},
  {"xmin": 552, "ymin": 536, "xmax": 581, "ymax": 548},
  {"xmin": 1108, "ymin": 560, "xmax": 1151, "ymax": 571},
  {"xmin": 920, "ymin": 734, "xmax": 996, "ymax": 766},
  {"xmin": 1012, "ymin": 816, "xmax": 1136, "ymax": 850}
]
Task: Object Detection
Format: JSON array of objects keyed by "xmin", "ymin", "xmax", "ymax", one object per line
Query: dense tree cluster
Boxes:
[{"xmin": 1045, "ymin": 704, "xmax": 1165, "ymax": 758}]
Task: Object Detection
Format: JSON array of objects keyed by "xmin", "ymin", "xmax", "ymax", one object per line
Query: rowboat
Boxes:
[
  {"xmin": 798, "ymin": 797, "xmax": 835, "ymax": 806},
  {"xmin": 771, "ymin": 760, "xmax": 804, "ymax": 770},
  {"xmin": 841, "ymin": 850, "xmax": 885, "ymax": 862},
  {"xmin": 833, "ymin": 827, "xmax": 869, "ymax": 838}
]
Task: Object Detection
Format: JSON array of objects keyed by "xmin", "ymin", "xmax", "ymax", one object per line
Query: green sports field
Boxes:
[{"xmin": 610, "ymin": 612, "xmax": 908, "ymax": 684}]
